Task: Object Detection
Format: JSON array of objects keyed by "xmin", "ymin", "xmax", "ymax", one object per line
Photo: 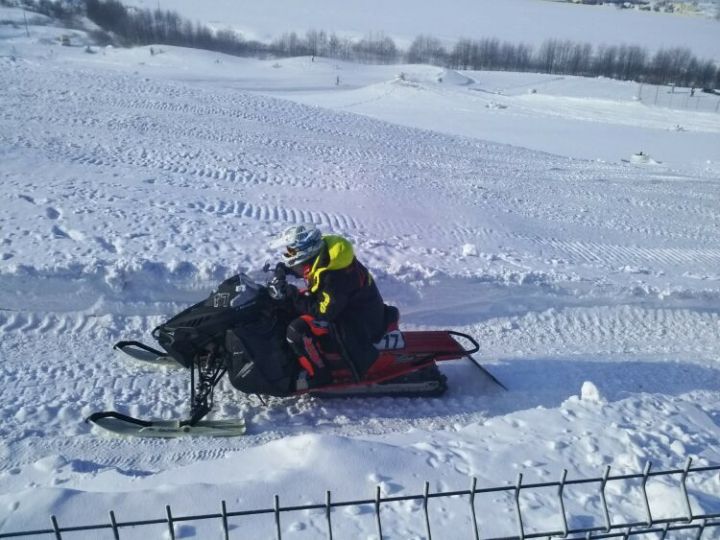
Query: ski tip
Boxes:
[{"xmin": 113, "ymin": 340, "xmax": 179, "ymax": 367}]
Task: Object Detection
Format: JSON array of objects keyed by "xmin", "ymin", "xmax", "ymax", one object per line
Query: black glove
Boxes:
[
  {"xmin": 267, "ymin": 275, "xmax": 288, "ymax": 300},
  {"xmin": 273, "ymin": 262, "xmax": 288, "ymax": 280}
]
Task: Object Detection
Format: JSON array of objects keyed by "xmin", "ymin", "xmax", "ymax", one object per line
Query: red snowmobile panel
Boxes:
[
  {"xmin": 397, "ymin": 331, "xmax": 471, "ymax": 358},
  {"xmin": 296, "ymin": 330, "xmax": 478, "ymax": 395}
]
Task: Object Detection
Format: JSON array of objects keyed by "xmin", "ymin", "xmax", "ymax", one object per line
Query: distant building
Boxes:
[{"xmin": 565, "ymin": 0, "xmax": 702, "ymax": 15}]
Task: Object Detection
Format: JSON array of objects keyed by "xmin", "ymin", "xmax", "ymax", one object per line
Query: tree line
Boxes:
[{"xmin": 6, "ymin": 0, "xmax": 719, "ymax": 89}]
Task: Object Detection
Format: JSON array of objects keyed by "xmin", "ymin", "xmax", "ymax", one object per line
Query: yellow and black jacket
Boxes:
[{"xmin": 290, "ymin": 235, "xmax": 385, "ymax": 374}]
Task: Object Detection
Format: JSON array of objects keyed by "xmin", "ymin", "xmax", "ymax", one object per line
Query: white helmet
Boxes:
[{"xmin": 271, "ymin": 225, "xmax": 323, "ymax": 267}]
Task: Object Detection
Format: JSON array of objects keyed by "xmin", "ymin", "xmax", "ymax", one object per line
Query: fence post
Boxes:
[
  {"xmin": 681, "ymin": 457, "xmax": 694, "ymax": 522},
  {"xmin": 221, "ymin": 500, "xmax": 230, "ymax": 540},
  {"xmin": 423, "ymin": 481, "xmax": 432, "ymax": 540},
  {"xmin": 375, "ymin": 485, "xmax": 383, "ymax": 540},
  {"xmin": 326, "ymin": 490, "xmax": 333, "ymax": 540},
  {"xmin": 50, "ymin": 515, "xmax": 62, "ymax": 540},
  {"xmin": 640, "ymin": 462, "xmax": 653, "ymax": 527},
  {"xmin": 109, "ymin": 510, "xmax": 120, "ymax": 540},
  {"xmin": 274, "ymin": 494, "xmax": 282, "ymax": 540},
  {"xmin": 600, "ymin": 466, "xmax": 612, "ymax": 532},
  {"xmin": 557, "ymin": 469, "xmax": 569, "ymax": 537},
  {"xmin": 23, "ymin": 9, "xmax": 30, "ymax": 37},
  {"xmin": 165, "ymin": 505, "xmax": 175, "ymax": 540},
  {"xmin": 514, "ymin": 473, "xmax": 525, "ymax": 540},
  {"xmin": 469, "ymin": 477, "xmax": 480, "ymax": 540}
]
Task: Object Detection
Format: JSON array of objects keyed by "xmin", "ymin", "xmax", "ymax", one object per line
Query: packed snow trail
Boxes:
[{"xmin": 0, "ymin": 46, "xmax": 719, "ymax": 538}]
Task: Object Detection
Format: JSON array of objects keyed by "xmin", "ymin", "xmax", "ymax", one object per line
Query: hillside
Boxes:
[{"xmin": 1, "ymin": 7, "xmax": 719, "ymax": 539}]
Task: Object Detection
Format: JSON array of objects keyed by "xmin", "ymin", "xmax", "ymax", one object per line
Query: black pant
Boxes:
[{"xmin": 286, "ymin": 316, "xmax": 334, "ymax": 380}]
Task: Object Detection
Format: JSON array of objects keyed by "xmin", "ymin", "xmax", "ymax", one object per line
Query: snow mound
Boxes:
[
  {"xmin": 630, "ymin": 152, "xmax": 660, "ymax": 165},
  {"xmin": 396, "ymin": 68, "xmax": 472, "ymax": 86},
  {"xmin": 435, "ymin": 68, "xmax": 473, "ymax": 86},
  {"xmin": 486, "ymin": 101, "xmax": 508, "ymax": 110},
  {"xmin": 580, "ymin": 381, "xmax": 605, "ymax": 403}
]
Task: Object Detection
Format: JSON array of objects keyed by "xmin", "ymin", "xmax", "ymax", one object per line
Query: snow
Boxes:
[
  {"xmin": 1, "ymin": 7, "xmax": 720, "ymax": 539},
  {"xmin": 123, "ymin": 0, "xmax": 720, "ymax": 58}
]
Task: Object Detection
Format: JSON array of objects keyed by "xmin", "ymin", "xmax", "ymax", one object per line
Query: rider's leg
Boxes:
[{"xmin": 287, "ymin": 315, "xmax": 333, "ymax": 385}]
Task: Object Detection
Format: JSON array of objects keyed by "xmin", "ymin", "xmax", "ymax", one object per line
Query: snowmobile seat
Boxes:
[{"xmin": 383, "ymin": 304, "xmax": 400, "ymax": 332}]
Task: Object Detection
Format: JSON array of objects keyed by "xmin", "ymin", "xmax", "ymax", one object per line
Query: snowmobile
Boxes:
[{"xmin": 86, "ymin": 272, "xmax": 504, "ymax": 437}]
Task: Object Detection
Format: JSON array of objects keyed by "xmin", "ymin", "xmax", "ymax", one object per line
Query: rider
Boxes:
[{"xmin": 269, "ymin": 225, "xmax": 386, "ymax": 386}]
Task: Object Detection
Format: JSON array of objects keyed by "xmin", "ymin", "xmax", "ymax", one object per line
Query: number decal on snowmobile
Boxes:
[
  {"xmin": 375, "ymin": 330, "xmax": 405, "ymax": 350},
  {"xmin": 213, "ymin": 292, "xmax": 230, "ymax": 308}
]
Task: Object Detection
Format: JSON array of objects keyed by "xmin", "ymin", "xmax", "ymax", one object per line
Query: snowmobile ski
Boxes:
[
  {"xmin": 114, "ymin": 340, "xmax": 179, "ymax": 367},
  {"xmin": 85, "ymin": 411, "xmax": 246, "ymax": 438}
]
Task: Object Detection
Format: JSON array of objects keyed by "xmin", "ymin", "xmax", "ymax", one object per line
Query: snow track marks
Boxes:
[
  {"xmin": 1, "ymin": 303, "xmax": 718, "ymax": 472},
  {"xmin": 2, "ymin": 60, "xmax": 720, "ymax": 476}
]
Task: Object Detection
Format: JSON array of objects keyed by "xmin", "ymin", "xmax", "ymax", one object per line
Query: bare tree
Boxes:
[
  {"xmin": 536, "ymin": 39, "xmax": 560, "ymax": 73},
  {"xmin": 305, "ymin": 29, "xmax": 321, "ymax": 57},
  {"xmin": 594, "ymin": 44, "xmax": 619, "ymax": 77},
  {"xmin": 449, "ymin": 38, "xmax": 473, "ymax": 70},
  {"xmin": 407, "ymin": 34, "xmax": 447, "ymax": 65},
  {"xmin": 477, "ymin": 38, "xmax": 501, "ymax": 69},
  {"xmin": 70, "ymin": 1, "xmax": 720, "ymax": 88},
  {"xmin": 353, "ymin": 32, "xmax": 397, "ymax": 64},
  {"xmin": 696, "ymin": 59, "xmax": 717, "ymax": 88}
]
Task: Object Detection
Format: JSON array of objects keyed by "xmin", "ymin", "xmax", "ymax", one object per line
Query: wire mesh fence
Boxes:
[
  {"xmin": 636, "ymin": 83, "xmax": 720, "ymax": 113},
  {"xmin": 0, "ymin": 458, "xmax": 718, "ymax": 539}
]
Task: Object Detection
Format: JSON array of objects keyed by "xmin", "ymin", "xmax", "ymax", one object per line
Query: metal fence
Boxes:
[
  {"xmin": 636, "ymin": 84, "xmax": 720, "ymax": 113},
  {"xmin": 0, "ymin": 458, "xmax": 718, "ymax": 539}
]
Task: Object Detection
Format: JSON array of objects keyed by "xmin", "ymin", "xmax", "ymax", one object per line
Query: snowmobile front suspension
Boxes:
[
  {"xmin": 187, "ymin": 351, "xmax": 227, "ymax": 426},
  {"xmin": 86, "ymin": 349, "xmax": 237, "ymax": 436}
]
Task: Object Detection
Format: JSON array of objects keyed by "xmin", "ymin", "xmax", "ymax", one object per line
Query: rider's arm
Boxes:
[{"xmin": 290, "ymin": 273, "xmax": 349, "ymax": 321}]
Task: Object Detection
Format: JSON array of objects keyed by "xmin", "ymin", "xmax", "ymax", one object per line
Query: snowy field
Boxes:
[
  {"xmin": 1, "ymin": 7, "xmax": 720, "ymax": 539},
  {"xmin": 125, "ymin": 0, "xmax": 720, "ymax": 57}
]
